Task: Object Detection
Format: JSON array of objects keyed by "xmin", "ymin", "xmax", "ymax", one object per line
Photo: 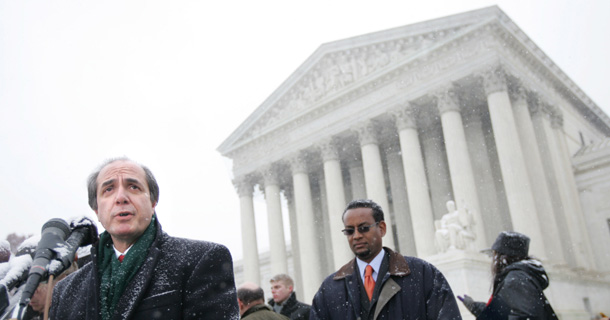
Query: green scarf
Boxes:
[{"xmin": 98, "ymin": 215, "xmax": 156, "ymax": 320}]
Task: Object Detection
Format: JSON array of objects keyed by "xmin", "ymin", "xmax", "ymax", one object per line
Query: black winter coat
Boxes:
[
  {"xmin": 473, "ymin": 259, "xmax": 558, "ymax": 320},
  {"xmin": 310, "ymin": 248, "xmax": 461, "ymax": 320},
  {"xmin": 268, "ymin": 292, "xmax": 311, "ymax": 320},
  {"xmin": 49, "ymin": 218, "xmax": 239, "ymax": 320}
]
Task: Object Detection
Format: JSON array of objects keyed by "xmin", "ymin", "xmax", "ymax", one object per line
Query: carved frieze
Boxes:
[{"xmin": 237, "ymin": 26, "xmax": 468, "ymax": 143}]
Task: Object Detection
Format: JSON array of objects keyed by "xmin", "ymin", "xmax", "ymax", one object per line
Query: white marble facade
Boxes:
[{"xmin": 219, "ymin": 6, "xmax": 610, "ymax": 318}]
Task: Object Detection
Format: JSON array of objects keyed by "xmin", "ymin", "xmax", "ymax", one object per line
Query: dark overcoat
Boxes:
[
  {"xmin": 49, "ymin": 218, "xmax": 239, "ymax": 320},
  {"xmin": 310, "ymin": 248, "xmax": 461, "ymax": 320},
  {"xmin": 475, "ymin": 259, "xmax": 558, "ymax": 320},
  {"xmin": 268, "ymin": 291, "xmax": 311, "ymax": 320}
]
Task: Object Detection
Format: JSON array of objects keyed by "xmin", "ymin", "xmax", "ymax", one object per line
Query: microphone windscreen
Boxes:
[
  {"xmin": 41, "ymin": 218, "xmax": 71, "ymax": 239},
  {"xmin": 69, "ymin": 216, "xmax": 99, "ymax": 246}
]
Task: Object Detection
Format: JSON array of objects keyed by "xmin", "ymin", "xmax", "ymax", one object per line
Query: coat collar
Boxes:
[
  {"xmin": 91, "ymin": 215, "xmax": 166, "ymax": 320},
  {"xmin": 333, "ymin": 247, "xmax": 410, "ymax": 280}
]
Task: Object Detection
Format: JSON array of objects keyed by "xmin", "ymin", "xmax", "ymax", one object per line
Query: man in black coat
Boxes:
[
  {"xmin": 49, "ymin": 158, "xmax": 239, "ymax": 319},
  {"xmin": 310, "ymin": 199, "xmax": 461, "ymax": 320},
  {"xmin": 268, "ymin": 274, "xmax": 310, "ymax": 320}
]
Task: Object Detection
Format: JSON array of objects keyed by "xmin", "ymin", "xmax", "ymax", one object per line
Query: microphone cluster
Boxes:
[{"xmin": 0, "ymin": 216, "xmax": 98, "ymax": 318}]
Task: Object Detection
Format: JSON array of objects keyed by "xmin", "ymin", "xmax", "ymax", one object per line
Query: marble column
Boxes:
[
  {"xmin": 313, "ymin": 173, "xmax": 333, "ymax": 275},
  {"xmin": 462, "ymin": 105, "xmax": 509, "ymax": 243},
  {"xmin": 355, "ymin": 121, "xmax": 396, "ymax": 250},
  {"xmin": 419, "ymin": 117, "xmax": 453, "ymax": 219},
  {"xmin": 320, "ymin": 139, "xmax": 353, "ymax": 269},
  {"xmin": 482, "ymin": 69, "xmax": 545, "ymax": 257},
  {"xmin": 550, "ymin": 111, "xmax": 596, "ymax": 269},
  {"xmin": 436, "ymin": 87, "xmax": 487, "ymax": 250},
  {"xmin": 289, "ymin": 153, "xmax": 323, "ymax": 301},
  {"xmin": 234, "ymin": 177, "xmax": 260, "ymax": 284},
  {"xmin": 261, "ymin": 166, "xmax": 288, "ymax": 275},
  {"xmin": 529, "ymin": 101, "xmax": 575, "ymax": 266},
  {"xmin": 511, "ymin": 87, "xmax": 565, "ymax": 263},
  {"xmin": 394, "ymin": 106, "xmax": 436, "ymax": 257},
  {"xmin": 283, "ymin": 185, "xmax": 304, "ymax": 300},
  {"xmin": 385, "ymin": 139, "xmax": 417, "ymax": 256},
  {"xmin": 347, "ymin": 158, "xmax": 367, "ymax": 200}
]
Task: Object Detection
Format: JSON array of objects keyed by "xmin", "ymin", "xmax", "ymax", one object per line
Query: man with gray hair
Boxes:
[
  {"xmin": 50, "ymin": 157, "xmax": 239, "ymax": 319},
  {"xmin": 268, "ymin": 274, "xmax": 310, "ymax": 320}
]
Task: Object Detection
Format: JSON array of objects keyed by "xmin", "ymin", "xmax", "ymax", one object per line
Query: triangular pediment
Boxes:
[
  {"xmin": 217, "ymin": 5, "xmax": 610, "ymax": 157},
  {"xmin": 218, "ymin": 6, "xmax": 502, "ymax": 156}
]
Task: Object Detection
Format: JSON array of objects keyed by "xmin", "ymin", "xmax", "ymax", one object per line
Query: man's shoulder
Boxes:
[{"xmin": 159, "ymin": 234, "xmax": 231, "ymax": 256}]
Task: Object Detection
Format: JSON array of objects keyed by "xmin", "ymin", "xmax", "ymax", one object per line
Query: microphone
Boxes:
[
  {"xmin": 18, "ymin": 218, "xmax": 71, "ymax": 308},
  {"xmin": 0, "ymin": 254, "xmax": 33, "ymax": 315},
  {"xmin": 48, "ymin": 216, "xmax": 98, "ymax": 277}
]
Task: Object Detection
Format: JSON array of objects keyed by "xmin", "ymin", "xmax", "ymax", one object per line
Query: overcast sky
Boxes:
[{"xmin": 1, "ymin": 0, "xmax": 608, "ymax": 261}]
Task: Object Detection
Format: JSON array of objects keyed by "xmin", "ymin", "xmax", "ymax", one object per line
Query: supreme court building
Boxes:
[{"xmin": 218, "ymin": 6, "xmax": 610, "ymax": 318}]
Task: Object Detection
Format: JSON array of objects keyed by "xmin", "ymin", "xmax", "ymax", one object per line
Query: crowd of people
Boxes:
[{"xmin": 1, "ymin": 157, "xmax": 606, "ymax": 319}]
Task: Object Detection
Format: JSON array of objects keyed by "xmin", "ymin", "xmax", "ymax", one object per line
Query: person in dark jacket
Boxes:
[
  {"xmin": 49, "ymin": 158, "xmax": 239, "ymax": 320},
  {"xmin": 238, "ymin": 282, "xmax": 289, "ymax": 320},
  {"xmin": 310, "ymin": 199, "xmax": 461, "ymax": 320},
  {"xmin": 458, "ymin": 231, "xmax": 558, "ymax": 319},
  {"xmin": 268, "ymin": 274, "xmax": 310, "ymax": 320}
]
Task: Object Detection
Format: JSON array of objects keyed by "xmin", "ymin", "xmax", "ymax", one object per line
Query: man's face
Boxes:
[
  {"xmin": 270, "ymin": 280, "xmax": 292, "ymax": 304},
  {"xmin": 343, "ymin": 207, "xmax": 385, "ymax": 263},
  {"xmin": 95, "ymin": 160, "xmax": 156, "ymax": 248}
]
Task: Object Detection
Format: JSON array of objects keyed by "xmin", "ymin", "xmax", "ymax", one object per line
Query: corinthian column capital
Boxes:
[
  {"xmin": 481, "ymin": 66, "xmax": 508, "ymax": 95},
  {"xmin": 434, "ymin": 86, "xmax": 460, "ymax": 115},
  {"xmin": 288, "ymin": 152, "xmax": 308, "ymax": 174},
  {"xmin": 527, "ymin": 93, "xmax": 544, "ymax": 118},
  {"xmin": 318, "ymin": 138, "xmax": 340, "ymax": 162},
  {"xmin": 260, "ymin": 164, "xmax": 280, "ymax": 186},
  {"xmin": 354, "ymin": 121, "xmax": 379, "ymax": 146},
  {"xmin": 509, "ymin": 83, "xmax": 528, "ymax": 106},
  {"xmin": 393, "ymin": 102, "xmax": 418, "ymax": 131},
  {"xmin": 233, "ymin": 176, "xmax": 254, "ymax": 197},
  {"xmin": 551, "ymin": 110, "xmax": 564, "ymax": 129}
]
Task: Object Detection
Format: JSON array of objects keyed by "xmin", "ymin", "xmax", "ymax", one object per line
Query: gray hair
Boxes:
[{"xmin": 87, "ymin": 157, "xmax": 159, "ymax": 210}]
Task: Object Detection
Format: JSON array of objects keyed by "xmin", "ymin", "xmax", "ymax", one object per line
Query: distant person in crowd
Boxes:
[
  {"xmin": 0, "ymin": 240, "xmax": 10, "ymax": 263},
  {"xmin": 238, "ymin": 282, "xmax": 289, "ymax": 320},
  {"xmin": 268, "ymin": 274, "xmax": 310, "ymax": 320},
  {"xmin": 458, "ymin": 231, "xmax": 558, "ymax": 319},
  {"xmin": 310, "ymin": 199, "xmax": 461, "ymax": 320},
  {"xmin": 49, "ymin": 157, "xmax": 239, "ymax": 319},
  {"xmin": 23, "ymin": 261, "xmax": 78, "ymax": 320}
]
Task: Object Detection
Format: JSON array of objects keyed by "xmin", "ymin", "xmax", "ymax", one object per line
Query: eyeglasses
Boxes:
[{"xmin": 342, "ymin": 222, "xmax": 379, "ymax": 236}]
